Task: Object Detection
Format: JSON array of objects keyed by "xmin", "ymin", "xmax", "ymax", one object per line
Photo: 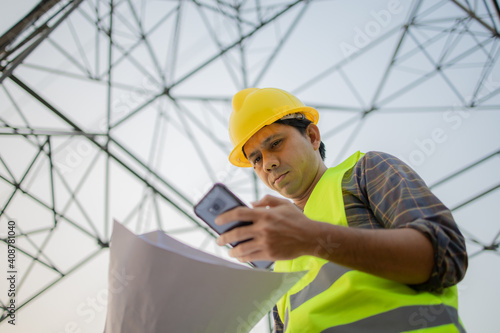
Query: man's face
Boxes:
[{"xmin": 243, "ymin": 123, "xmax": 321, "ymax": 199}]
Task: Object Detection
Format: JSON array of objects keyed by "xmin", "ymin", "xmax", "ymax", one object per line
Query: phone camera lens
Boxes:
[{"xmin": 209, "ymin": 198, "xmax": 225, "ymax": 214}]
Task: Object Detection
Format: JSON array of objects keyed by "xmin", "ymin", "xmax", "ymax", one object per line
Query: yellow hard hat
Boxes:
[{"xmin": 228, "ymin": 87, "xmax": 319, "ymax": 167}]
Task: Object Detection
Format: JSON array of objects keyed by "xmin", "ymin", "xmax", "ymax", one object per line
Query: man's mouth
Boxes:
[{"xmin": 274, "ymin": 172, "xmax": 288, "ymax": 185}]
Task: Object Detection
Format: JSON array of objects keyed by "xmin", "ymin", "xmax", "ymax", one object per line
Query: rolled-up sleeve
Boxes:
[{"xmin": 352, "ymin": 151, "xmax": 468, "ymax": 293}]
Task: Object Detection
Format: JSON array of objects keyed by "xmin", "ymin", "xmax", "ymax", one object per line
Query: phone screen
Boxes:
[{"xmin": 194, "ymin": 183, "xmax": 273, "ymax": 270}]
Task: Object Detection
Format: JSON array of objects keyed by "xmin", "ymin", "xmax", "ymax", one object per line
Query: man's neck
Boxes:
[{"xmin": 293, "ymin": 162, "xmax": 328, "ymax": 210}]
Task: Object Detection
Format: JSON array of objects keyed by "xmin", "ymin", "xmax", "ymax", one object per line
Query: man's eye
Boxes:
[
  {"xmin": 253, "ymin": 156, "xmax": 261, "ymax": 164},
  {"xmin": 272, "ymin": 139, "xmax": 281, "ymax": 148}
]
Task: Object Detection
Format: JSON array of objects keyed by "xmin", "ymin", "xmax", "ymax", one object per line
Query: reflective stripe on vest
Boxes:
[
  {"xmin": 290, "ymin": 262, "xmax": 351, "ymax": 311},
  {"xmin": 284, "ymin": 306, "xmax": 289, "ymax": 330},
  {"xmin": 274, "ymin": 151, "xmax": 465, "ymax": 333},
  {"xmin": 321, "ymin": 304, "xmax": 465, "ymax": 333}
]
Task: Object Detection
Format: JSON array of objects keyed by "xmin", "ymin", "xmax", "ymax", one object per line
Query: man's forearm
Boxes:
[{"xmin": 304, "ymin": 221, "xmax": 434, "ymax": 285}]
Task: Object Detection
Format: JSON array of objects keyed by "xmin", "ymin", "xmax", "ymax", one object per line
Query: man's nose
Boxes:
[{"xmin": 263, "ymin": 153, "xmax": 279, "ymax": 172}]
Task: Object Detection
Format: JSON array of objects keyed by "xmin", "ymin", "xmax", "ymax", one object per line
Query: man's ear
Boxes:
[{"xmin": 306, "ymin": 123, "xmax": 321, "ymax": 150}]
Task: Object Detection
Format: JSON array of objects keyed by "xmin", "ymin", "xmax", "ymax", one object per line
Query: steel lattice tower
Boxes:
[{"xmin": 1, "ymin": 0, "xmax": 499, "ymax": 331}]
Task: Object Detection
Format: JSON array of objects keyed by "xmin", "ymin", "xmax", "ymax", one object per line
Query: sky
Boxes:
[{"xmin": 0, "ymin": 0, "xmax": 499, "ymax": 332}]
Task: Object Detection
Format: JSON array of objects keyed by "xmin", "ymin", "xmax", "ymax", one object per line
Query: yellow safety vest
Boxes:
[{"xmin": 274, "ymin": 151, "xmax": 465, "ymax": 333}]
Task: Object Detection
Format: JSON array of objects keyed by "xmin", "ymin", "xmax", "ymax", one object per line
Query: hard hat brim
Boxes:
[{"xmin": 228, "ymin": 106, "xmax": 319, "ymax": 167}]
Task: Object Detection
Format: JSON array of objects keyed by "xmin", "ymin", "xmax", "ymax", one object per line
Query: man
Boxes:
[{"xmin": 215, "ymin": 88, "xmax": 467, "ymax": 332}]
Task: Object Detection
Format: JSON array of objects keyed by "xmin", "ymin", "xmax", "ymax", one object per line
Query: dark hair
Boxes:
[{"xmin": 274, "ymin": 118, "xmax": 326, "ymax": 161}]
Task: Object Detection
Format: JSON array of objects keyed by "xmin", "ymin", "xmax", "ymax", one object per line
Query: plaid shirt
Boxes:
[{"xmin": 273, "ymin": 151, "xmax": 468, "ymax": 331}]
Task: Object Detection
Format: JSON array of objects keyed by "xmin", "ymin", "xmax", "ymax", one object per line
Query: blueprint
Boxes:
[{"xmin": 104, "ymin": 220, "xmax": 305, "ymax": 333}]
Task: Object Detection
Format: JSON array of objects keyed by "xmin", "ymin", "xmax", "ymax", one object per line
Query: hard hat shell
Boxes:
[{"xmin": 228, "ymin": 87, "xmax": 319, "ymax": 167}]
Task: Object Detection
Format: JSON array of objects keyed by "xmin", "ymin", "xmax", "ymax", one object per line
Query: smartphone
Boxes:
[{"xmin": 194, "ymin": 183, "xmax": 273, "ymax": 270}]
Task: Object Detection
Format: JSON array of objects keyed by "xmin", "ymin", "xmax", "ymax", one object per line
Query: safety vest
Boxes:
[{"xmin": 274, "ymin": 151, "xmax": 465, "ymax": 333}]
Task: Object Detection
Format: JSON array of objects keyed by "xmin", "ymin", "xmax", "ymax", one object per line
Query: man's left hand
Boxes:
[{"xmin": 215, "ymin": 195, "xmax": 314, "ymax": 263}]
